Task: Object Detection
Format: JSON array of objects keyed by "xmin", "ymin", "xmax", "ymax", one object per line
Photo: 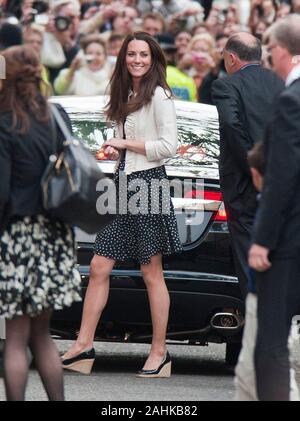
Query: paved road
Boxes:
[
  {"xmin": 0, "ymin": 339, "xmax": 299, "ymax": 401},
  {"xmin": 0, "ymin": 341, "xmax": 235, "ymax": 401}
]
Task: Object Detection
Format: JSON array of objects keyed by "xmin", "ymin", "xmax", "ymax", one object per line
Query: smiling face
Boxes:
[
  {"xmin": 143, "ymin": 17, "xmax": 164, "ymax": 37},
  {"xmin": 175, "ymin": 32, "xmax": 191, "ymax": 56},
  {"xmin": 126, "ymin": 39, "xmax": 152, "ymax": 88},
  {"xmin": 85, "ymin": 42, "xmax": 106, "ymax": 71}
]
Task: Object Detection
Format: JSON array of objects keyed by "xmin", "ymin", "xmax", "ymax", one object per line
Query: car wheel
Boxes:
[{"xmin": 225, "ymin": 342, "xmax": 241, "ymax": 367}]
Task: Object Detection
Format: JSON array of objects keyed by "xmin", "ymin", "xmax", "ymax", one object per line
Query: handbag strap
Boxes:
[
  {"xmin": 50, "ymin": 103, "xmax": 73, "ymax": 143},
  {"xmin": 49, "ymin": 106, "xmax": 58, "ymax": 155}
]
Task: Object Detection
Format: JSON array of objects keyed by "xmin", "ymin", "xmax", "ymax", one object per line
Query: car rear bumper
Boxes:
[{"xmin": 51, "ymin": 266, "xmax": 243, "ymax": 344}]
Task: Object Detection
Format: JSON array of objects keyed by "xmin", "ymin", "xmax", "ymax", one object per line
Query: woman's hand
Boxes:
[
  {"xmin": 105, "ymin": 138, "xmax": 127, "ymax": 150},
  {"xmin": 70, "ymin": 54, "xmax": 83, "ymax": 73},
  {"xmin": 104, "ymin": 145, "xmax": 120, "ymax": 160}
]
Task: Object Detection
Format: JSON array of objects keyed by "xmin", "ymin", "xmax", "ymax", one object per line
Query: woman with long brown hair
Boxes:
[
  {"xmin": 0, "ymin": 45, "xmax": 81, "ymax": 400},
  {"xmin": 62, "ymin": 32, "xmax": 182, "ymax": 378}
]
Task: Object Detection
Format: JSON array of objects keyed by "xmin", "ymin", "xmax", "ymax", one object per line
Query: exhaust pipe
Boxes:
[{"xmin": 210, "ymin": 312, "xmax": 243, "ymax": 333}]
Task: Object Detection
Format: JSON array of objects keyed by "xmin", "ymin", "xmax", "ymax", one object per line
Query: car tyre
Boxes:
[{"xmin": 225, "ymin": 342, "xmax": 241, "ymax": 367}]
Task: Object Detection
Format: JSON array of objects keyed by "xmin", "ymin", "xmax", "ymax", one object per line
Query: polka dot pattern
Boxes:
[{"xmin": 94, "ymin": 160, "xmax": 183, "ymax": 264}]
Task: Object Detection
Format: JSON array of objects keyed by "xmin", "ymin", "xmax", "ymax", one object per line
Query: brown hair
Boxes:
[
  {"xmin": 248, "ymin": 141, "xmax": 265, "ymax": 175},
  {"xmin": 105, "ymin": 31, "xmax": 171, "ymax": 124},
  {"xmin": 142, "ymin": 12, "xmax": 166, "ymax": 31},
  {"xmin": 80, "ymin": 33, "xmax": 107, "ymax": 55},
  {"xmin": 0, "ymin": 45, "xmax": 49, "ymax": 134}
]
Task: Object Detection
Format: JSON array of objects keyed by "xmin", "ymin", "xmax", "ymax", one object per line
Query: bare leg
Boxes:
[
  {"xmin": 140, "ymin": 253, "xmax": 170, "ymax": 370},
  {"xmin": 3, "ymin": 315, "xmax": 31, "ymax": 401},
  {"xmin": 29, "ymin": 310, "xmax": 64, "ymax": 401},
  {"xmin": 62, "ymin": 254, "xmax": 115, "ymax": 358}
]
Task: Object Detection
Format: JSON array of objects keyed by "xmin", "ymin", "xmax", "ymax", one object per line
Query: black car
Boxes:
[{"xmin": 50, "ymin": 96, "xmax": 244, "ymax": 365}]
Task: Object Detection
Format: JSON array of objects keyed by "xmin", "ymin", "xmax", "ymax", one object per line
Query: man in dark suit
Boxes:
[
  {"xmin": 212, "ymin": 33, "xmax": 284, "ymax": 299},
  {"xmin": 249, "ymin": 14, "xmax": 300, "ymax": 401}
]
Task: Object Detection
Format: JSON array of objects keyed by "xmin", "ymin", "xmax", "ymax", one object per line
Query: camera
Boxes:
[
  {"xmin": 175, "ymin": 16, "xmax": 188, "ymax": 30},
  {"xmin": 218, "ymin": 9, "xmax": 228, "ymax": 24},
  {"xmin": 84, "ymin": 54, "xmax": 94, "ymax": 64},
  {"xmin": 32, "ymin": 1, "xmax": 49, "ymax": 15},
  {"xmin": 255, "ymin": 4, "xmax": 264, "ymax": 17},
  {"xmin": 34, "ymin": 14, "xmax": 49, "ymax": 25},
  {"xmin": 54, "ymin": 15, "xmax": 73, "ymax": 32}
]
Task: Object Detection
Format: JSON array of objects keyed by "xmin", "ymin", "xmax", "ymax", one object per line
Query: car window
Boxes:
[{"xmin": 52, "ymin": 96, "xmax": 220, "ymax": 170}]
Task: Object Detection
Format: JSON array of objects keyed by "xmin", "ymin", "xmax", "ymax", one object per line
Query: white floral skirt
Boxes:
[{"xmin": 0, "ymin": 215, "xmax": 82, "ymax": 319}]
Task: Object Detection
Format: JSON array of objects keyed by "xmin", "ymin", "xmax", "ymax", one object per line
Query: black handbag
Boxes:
[{"xmin": 41, "ymin": 104, "xmax": 116, "ymax": 234}]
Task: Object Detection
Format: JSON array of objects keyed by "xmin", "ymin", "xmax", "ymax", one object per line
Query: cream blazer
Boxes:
[{"xmin": 115, "ymin": 86, "xmax": 178, "ymax": 175}]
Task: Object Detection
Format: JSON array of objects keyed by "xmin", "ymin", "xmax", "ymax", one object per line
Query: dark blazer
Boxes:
[
  {"xmin": 211, "ymin": 65, "xmax": 284, "ymax": 221},
  {"xmin": 0, "ymin": 103, "xmax": 71, "ymax": 232},
  {"xmin": 253, "ymin": 78, "xmax": 300, "ymax": 252}
]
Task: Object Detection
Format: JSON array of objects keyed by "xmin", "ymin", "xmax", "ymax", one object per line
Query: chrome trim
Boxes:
[
  {"xmin": 210, "ymin": 312, "xmax": 244, "ymax": 331},
  {"xmin": 96, "ymin": 161, "xmax": 219, "ymax": 181},
  {"xmin": 78, "ymin": 266, "xmax": 238, "ymax": 284},
  {"xmin": 172, "ymin": 197, "xmax": 221, "ymax": 212}
]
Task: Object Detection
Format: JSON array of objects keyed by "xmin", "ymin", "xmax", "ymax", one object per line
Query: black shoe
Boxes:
[
  {"xmin": 62, "ymin": 348, "xmax": 95, "ymax": 375},
  {"xmin": 136, "ymin": 351, "xmax": 172, "ymax": 378}
]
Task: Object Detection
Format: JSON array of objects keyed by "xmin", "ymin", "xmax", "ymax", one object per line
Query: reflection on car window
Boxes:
[{"xmin": 53, "ymin": 97, "xmax": 220, "ymax": 168}]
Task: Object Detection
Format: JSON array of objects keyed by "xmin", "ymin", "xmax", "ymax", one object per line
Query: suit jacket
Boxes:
[
  {"xmin": 212, "ymin": 65, "xmax": 284, "ymax": 221},
  {"xmin": 253, "ymin": 78, "xmax": 300, "ymax": 252}
]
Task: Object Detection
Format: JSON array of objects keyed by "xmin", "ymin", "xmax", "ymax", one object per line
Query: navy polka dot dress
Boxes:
[{"xmin": 94, "ymin": 158, "xmax": 182, "ymax": 265}]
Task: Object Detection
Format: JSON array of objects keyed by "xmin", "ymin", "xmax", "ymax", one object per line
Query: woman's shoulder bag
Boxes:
[{"xmin": 41, "ymin": 104, "xmax": 116, "ymax": 234}]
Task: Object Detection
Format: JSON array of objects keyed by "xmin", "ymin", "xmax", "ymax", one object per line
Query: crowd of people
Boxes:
[
  {"xmin": 0, "ymin": 0, "xmax": 299, "ymax": 102},
  {"xmin": 0, "ymin": 0, "xmax": 300, "ymax": 403}
]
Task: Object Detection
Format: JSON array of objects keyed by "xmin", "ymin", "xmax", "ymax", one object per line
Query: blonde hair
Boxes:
[
  {"xmin": 23, "ymin": 24, "xmax": 45, "ymax": 39},
  {"xmin": 189, "ymin": 33, "xmax": 216, "ymax": 53}
]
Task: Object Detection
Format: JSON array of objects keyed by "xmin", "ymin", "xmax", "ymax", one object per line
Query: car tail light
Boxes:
[
  {"xmin": 214, "ymin": 202, "xmax": 227, "ymax": 222},
  {"xmin": 185, "ymin": 190, "xmax": 222, "ymax": 201},
  {"xmin": 183, "ymin": 190, "xmax": 227, "ymax": 221},
  {"xmin": 204, "ymin": 191, "xmax": 227, "ymax": 221},
  {"xmin": 203, "ymin": 191, "xmax": 222, "ymax": 202}
]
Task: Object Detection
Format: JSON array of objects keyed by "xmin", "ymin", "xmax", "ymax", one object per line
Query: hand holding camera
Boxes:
[
  {"xmin": 54, "ymin": 15, "xmax": 73, "ymax": 32},
  {"xmin": 21, "ymin": 1, "xmax": 50, "ymax": 25},
  {"xmin": 102, "ymin": 1, "xmax": 122, "ymax": 21},
  {"xmin": 69, "ymin": 51, "xmax": 95, "ymax": 74},
  {"xmin": 70, "ymin": 53, "xmax": 84, "ymax": 73},
  {"xmin": 182, "ymin": 5, "xmax": 203, "ymax": 17}
]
